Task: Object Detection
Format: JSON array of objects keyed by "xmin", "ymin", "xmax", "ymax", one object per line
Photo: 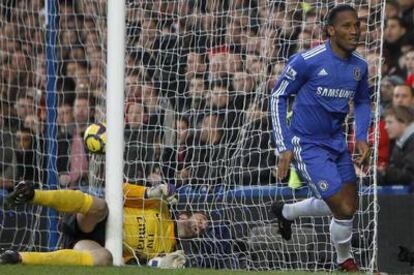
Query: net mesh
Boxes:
[{"xmin": 0, "ymin": 0, "xmax": 384, "ymax": 272}]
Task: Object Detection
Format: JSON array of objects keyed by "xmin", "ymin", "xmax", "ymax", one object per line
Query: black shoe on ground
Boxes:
[
  {"xmin": 6, "ymin": 181, "xmax": 35, "ymax": 206},
  {"xmin": 0, "ymin": 250, "xmax": 21, "ymax": 264},
  {"xmin": 270, "ymin": 202, "xmax": 293, "ymax": 241}
]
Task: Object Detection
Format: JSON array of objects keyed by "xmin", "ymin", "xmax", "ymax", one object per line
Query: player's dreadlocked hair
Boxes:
[{"xmin": 323, "ymin": 4, "xmax": 357, "ymax": 37}]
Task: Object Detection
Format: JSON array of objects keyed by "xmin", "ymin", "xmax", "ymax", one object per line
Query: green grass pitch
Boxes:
[{"xmin": 0, "ymin": 265, "xmax": 366, "ymax": 275}]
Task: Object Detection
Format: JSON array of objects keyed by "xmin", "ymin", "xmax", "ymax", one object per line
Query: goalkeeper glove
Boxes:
[
  {"xmin": 147, "ymin": 250, "xmax": 186, "ymax": 269},
  {"xmin": 144, "ymin": 183, "xmax": 177, "ymax": 204}
]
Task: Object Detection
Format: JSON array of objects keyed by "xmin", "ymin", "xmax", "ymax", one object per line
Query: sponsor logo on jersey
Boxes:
[
  {"xmin": 318, "ymin": 180, "xmax": 329, "ymax": 191},
  {"xmin": 353, "ymin": 67, "xmax": 361, "ymax": 81},
  {"xmin": 284, "ymin": 65, "xmax": 297, "ymax": 80},
  {"xmin": 317, "ymin": 68, "xmax": 328, "ymax": 76},
  {"xmin": 316, "ymin": 87, "xmax": 355, "ymax": 98}
]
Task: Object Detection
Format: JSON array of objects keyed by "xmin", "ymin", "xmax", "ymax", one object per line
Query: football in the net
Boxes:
[{"xmin": 83, "ymin": 122, "xmax": 106, "ymax": 154}]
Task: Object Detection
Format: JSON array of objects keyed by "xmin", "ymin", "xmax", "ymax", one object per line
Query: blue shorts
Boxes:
[{"xmin": 291, "ymin": 136, "xmax": 357, "ymax": 199}]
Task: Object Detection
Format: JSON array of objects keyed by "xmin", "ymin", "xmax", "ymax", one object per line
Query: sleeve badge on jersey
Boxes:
[
  {"xmin": 353, "ymin": 67, "xmax": 361, "ymax": 81},
  {"xmin": 284, "ymin": 65, "xmax": 297, "ymax": 81}
]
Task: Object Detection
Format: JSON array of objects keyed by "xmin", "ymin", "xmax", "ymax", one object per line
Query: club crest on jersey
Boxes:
[
  {"xmin": 353, "ymin": 67, "xmax": 361, "ymax": 81},
  {"xmin": 285, "ymin": 65, "xmax": 297, "ymax": 81},
  {"xmin": 318, "ymin": 180, "xmax": 329, "ymax": 191}
]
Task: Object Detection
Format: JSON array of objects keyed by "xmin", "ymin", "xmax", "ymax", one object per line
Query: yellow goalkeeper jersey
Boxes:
[{"xmin": 121, "ymin": 183, "xmax": 176, "ymax": 261}]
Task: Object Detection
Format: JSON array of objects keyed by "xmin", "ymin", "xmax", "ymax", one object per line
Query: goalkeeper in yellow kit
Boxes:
[{"xmin": 0, "ymin": 181, "xmax": 208, "ymax": 268}]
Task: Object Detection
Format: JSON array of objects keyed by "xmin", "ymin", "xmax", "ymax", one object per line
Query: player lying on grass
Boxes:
[{"xmin": 0, "ymin": 181, "xmax": 208, "ymax": 268}]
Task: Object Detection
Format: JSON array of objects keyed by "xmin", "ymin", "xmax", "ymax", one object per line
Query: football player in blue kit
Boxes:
[{"xmin": 270, "ymin": 4, "xmax": 370, "ymax": 272}]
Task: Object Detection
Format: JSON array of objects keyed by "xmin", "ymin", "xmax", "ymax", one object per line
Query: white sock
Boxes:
[
  {"xmin": 282, "ymin": 197, "xmax": 332, "ymax": 220},
  {"xmin": 330, "ymin": 217, "xmax": 353, "ymax": 264}
]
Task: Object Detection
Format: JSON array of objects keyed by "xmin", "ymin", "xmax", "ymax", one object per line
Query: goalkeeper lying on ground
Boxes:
[{"xmin": 0, "ymin": 181, "xmax": 208, "ymax": 268}]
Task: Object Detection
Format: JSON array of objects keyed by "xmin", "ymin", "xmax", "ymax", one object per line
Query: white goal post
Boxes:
[{"xmin": 105, "ymin": 0, "xmax": 125, "ymax": 266}]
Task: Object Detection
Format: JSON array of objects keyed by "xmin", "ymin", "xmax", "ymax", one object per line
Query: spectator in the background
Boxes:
[
  {"xmin": 84, "ymin": 29, "xmax": 99, "ymax": 48},
  {"xmin": 297, "ymin": 29, "xmax": 313, "ymax": 51},
  {"xmin": 185, "ymin": 75, "xmax": 207, "ymax": 111},
  {"xmin": 241, "ymin": 29, "xmax": 261, "ymax": 55},
  {"xmin": 182, "ymin": 114, "xmax": 226, "ymax": 187},
  {"xmin": 13, "ymin": 128, "xmax": 39, "ymax": 187},
  {"xmin": 13, "ymin": 91, "xmax": 36, "ymax": 131},
  {"xmin": 126, "ymin": 49, "xmax": 155, "ymax": 81},
  {"xmin": 65, "ymin": 61, "xmax": 88, "ymax": 86},
  {"xmin": 124, "ymin": 101, "xmax": 158, "ymax": 184},
  {"xmin": 231, "ymin": 98, "xmax": 277, "ymax": 185},
  {"xmin": 357, "ymin": 6, "xmax": 370, "ymax": 45},
  {"xmin": 162, "ymin": 116, "xmax": 191, "ymax": 187},
  {"xmin": 384, "ymin": 17, "xmax": 410, "ymax": 70},
  {"xmin": 10, "ymin": 50, "xmax": 32, "ymax": 85},
  {"xmin": 385, "ymin": 1, "xmax": 400, "ymax": 19},
  {"xmin": 398, "ymin": 44, "xmax": 414, "ymax": 71},
  {"xmin": 34, "ymin": 53, "xmax": 47, "ymax": 90},
  {"xmin": 125, "ymin": 72, "xmax": 145, "ymax": 102},
  {"xmin": 227, "ymin": 50, "xmax": 242, "ymax": 74},
  {"xmin": 260, "ymin": 25, "xmax": 282, "ymax": 62},
  {"xmin": 208, "ymin": 77, "xmax": 244, "ymax": 144},
  {"xmin": 185, "ymin": 51, "xmax": 208, "ymax": 82},
  {"xmin": 56, "ymin": 100, "xmax": 75, "ymax": 175},
  {"xmin": 349, "ymin": 102, "xmax": 390, "ymax": 172},
  {"xmin": 136, "ymin": 17, "xmax": 158, "ymax": 50},
  {"xmin": 245, "ymin": 53, "xmax": 267, "ymax": 84},
  {"xmin": 198, "ymin": 8, "xmax": 227, "ymax": 47},
  {"xmin": 392, "ymin": 84, "xmax": 414, "ymax": 107},
  {"xmin": 404, "ymin": 49, "xmax": 414, "ymax": 88},
  {"xmin": 232, "ymin": 71, "xmax": 256, "ymax": 97},
  {"xmin": 141, "ymin": 82, "xmax": 175, "ymax": 145},
  {"xmin": 60, "ymin": 30, "xmax": 80, "ymax": 60},
  {"xmin": 208, "ymin": 48, "xmax": 229, "ymax": 81},
  {"xmin": 379, "ymin": 105, "xmax": 414, "ymax": 187},
  {"xmin": 225, "ymin": 9, "xmax": 248, "ymax": 53},
  {"xmin": 231, "ymin": 70, "xmax": 257, "ymax": 109},
  {"xmin": 267, "ymin": 62, "xmax": 286, "ymax": 93},
  {"xmin": 68, "ymin": 46, "xmax": 86, "ymax": 62},
  {"xmin": 397, "ymin": 0, "xmax": 414, "ymax": 29},
  {"xmin": 0, "ymin": 108, "xmax": 14, "ymax": 191},
  {"xmin": 381, "ymin": 75, "xmax": 405, "ymax": 109},
  {"xmin": 364, "ymin": 52, "xmax": 379, "ymax": 89},
  {"xmin": 88, "ymin": 66, "xmax": 104, "ymax": 91},
  {"xmin": 58, "ymin": 94, "xmax": 94, "ymax": 189}
]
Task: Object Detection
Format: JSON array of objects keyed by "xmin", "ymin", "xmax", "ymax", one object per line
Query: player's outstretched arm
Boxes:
[{"xmin": 123, "ymin": 183, "xmax": 177, "ymax": 204}]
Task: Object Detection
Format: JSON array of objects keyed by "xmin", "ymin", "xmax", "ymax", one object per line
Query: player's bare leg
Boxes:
[
  {"xmin": 76, "ymin": 197, "xmax": 108, "ymax": 233},
  {"xmin": 72, "ymin": 240, "xmax": 112, "ymax": 266},
  {"xmin": 325, "ymin": 182, "xmax": 358, "ymax": 220}
]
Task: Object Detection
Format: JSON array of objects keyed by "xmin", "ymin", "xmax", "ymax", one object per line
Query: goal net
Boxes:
[{"xmin": 0, "ymin": 0, "xmax": 384, "ymax": 272}]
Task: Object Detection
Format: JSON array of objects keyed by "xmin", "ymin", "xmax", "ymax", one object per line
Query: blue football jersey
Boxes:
[{"xmin": 270, "ymin": 41, "xmax": 371, "ymax": 153}]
